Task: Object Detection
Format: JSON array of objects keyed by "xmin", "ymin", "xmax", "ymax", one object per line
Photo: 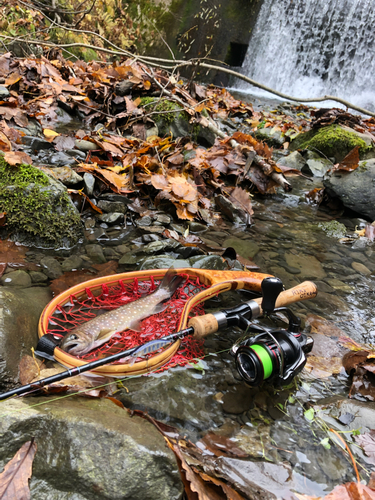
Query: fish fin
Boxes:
[
  {"xmin": 96, "ymin": 328, "xmax": 116, "ymax": 341},
  {"xmin": 129, "ymin": 320, "xmax": 142, "ymax": 332},
  {"xmin": 159, "ymin": 267, "xmax": 184, "ymax": 297},
  {"xmin": 153, "ymin": 303, "xmax": 167, "ymax": 314}
]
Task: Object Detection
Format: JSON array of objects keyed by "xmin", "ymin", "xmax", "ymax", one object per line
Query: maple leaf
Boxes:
[{"xmin": 332, "ymin": 146, "xmax": 360, "ymax": 172}]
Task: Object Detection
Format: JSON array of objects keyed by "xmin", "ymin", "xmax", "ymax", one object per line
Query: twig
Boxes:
[{"xmin": 329, "ymin": 428, "xmax": 360, "ymax": 484}]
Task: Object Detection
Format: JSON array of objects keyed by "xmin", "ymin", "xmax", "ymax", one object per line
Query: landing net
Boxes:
[{"xmin": 46, "ymin": 273, "xmax": 208, "ymax": 371}]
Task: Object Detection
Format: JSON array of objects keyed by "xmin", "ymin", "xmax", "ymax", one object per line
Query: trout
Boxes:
[{"xmin": 60, "ymin": 269, "xmax": 183, "ymax": 356}]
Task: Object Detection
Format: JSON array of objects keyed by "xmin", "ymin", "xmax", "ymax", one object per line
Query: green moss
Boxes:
[
  {"xmin": 291, "ymin": 125, "xmax": 371, "ymax": 162},
  {"xmin": 0, "ymin": 158, "xmax": 82, "ymax": 247},
  {"xmin": 139, "ymin": 98, "xmax": 186, "ymax": 125},
  {"xmin": 318, "ymin": 220, "xmax": 347, "ymax": 238}
]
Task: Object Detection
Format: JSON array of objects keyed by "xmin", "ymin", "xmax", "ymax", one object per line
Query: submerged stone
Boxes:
[
  {"xmin": 0, "ymin": 287, "xmax": 52, "ymax": 390},
  {"xmin": 0, "ymin": 270, "xmax": 32, "ymax": 287},
  {"xmin": 0, "ymin": 158, "xmax": 82, "ymax": 248}
]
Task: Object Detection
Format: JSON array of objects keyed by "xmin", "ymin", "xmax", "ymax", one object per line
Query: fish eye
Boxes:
[{"xmin": 69, "ymin": 334, "xmax": 78, "ymax": 340}]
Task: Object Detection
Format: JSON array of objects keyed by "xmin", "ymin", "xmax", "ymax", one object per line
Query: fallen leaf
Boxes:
[
  {"xmin": 355, "ymin": 430, "xmax": 375, "ymax": 466},
  {"xmin": 199, "ymin": 432, "xmax": 248, "ymax": 458},
  {"xmin": 19, "ymin": 355, "xmax": 44, "ymax": 385},
  {"xmin": 3, "ymin": 151, "xmax": 33, "ymax": 165},
  {"xmin": 296, "ymin": 481, "xmax": 375, "ymax": 499},
  {"xmin": 333, "ymin": 146, "xmax": 360, "ymax": 172},
  {"xmin": 0, "ymin": 440, "xmax": 37, "ymax": 500},
  {"xmin": 43, "ymin": 128, "xmax": 60, "ymax": 140}
]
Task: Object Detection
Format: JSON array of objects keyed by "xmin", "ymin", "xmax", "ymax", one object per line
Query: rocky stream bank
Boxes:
[{"xmin": 1, "ymin": 54, "xmax": 375, "ymax": 499}]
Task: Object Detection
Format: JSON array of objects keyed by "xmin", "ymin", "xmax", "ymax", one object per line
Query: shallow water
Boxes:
[{"xmin": 109, "ymin": 173, "xmax": 375, "ymax": 496}]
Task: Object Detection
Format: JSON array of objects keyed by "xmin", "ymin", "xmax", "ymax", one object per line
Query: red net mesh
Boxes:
[{"xmin": 46, "ymin": 273, "xmax": 208, "ymax": 371}]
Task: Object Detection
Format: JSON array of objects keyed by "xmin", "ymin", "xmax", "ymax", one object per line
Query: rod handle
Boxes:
[
  {"xmin": 189, "ymin": 281, "xmax": 317, "ymax": 339},
  {"xmin": 255, "ymin": 280, "xmax": 317, "ymax": 313}
]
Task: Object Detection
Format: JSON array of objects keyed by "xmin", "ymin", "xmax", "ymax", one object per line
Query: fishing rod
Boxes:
[{"xmin": 0, "ymin": 278, "xmax": 317, "ymax": 401}]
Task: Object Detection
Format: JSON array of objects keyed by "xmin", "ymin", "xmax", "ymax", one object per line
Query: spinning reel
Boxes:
[{"xmin": 224, "ymin": 277, "xmax": 313, "ymax": 386}]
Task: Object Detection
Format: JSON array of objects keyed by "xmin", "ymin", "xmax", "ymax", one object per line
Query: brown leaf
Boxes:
[
  {"xmin": 305, "ymin": 314, "xmax": 346, "ymax": 337},
  {"xmin": 0, "ymin": 240, "xmax": 28, "ymax": 266},
  {"xmin": 229, "ymin": 186, "xmax": 253, "ymax": 223},
  {"xmin": 342, "ymin": 351, "xmax": 371, "ymax": 374},
  {"xmin": 0, "ymin": 212, "xmax": 6, "ymax": 227},
  {"xmin": 19, "ymin": 355, "xmax": 44, "ymax": 385},
  {"xmin": 0, "ymin": 131, "xmax": 12, "ymax": 152},
  {"xmin": 53, "ymin": 135, "xmax": 76, "ymax": 151},
  {"xmin": 355, "ymin": 430, "xmax": 375, "ymax": 466},
  {"xmin": 0, "ymin": 440, "xmax": 37, "ymax": 500},
  {"xmin": 199, "ymin": 432, "xmax": 248, "ymax": 458},
  {"xmin": 334, "ymin": 146, "xmax": 360, "ymax": 172},
  {"xmin": 3, "ymin": 151, "xmax": 33, "ymax": 165},
  {"xmin": 4, "ymin": 72, "xmax": 22, "ymax": 87}
]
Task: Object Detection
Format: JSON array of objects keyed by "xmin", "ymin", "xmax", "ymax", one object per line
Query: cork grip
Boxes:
[
  {"xmin": 188, "ymin": 281, "xmax": 317, "ymax": 339},
  {"xmin": 255, "ymin": 280, "xmax": 317, "ymax": 314}
]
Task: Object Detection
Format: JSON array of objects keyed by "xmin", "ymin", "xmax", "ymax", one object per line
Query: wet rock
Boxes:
[
  {"xmin": 142, "ymin": 240, "xmax": 181, "ymax": 254},
  {"xmin": 324, "ymin": 159, "xmax": 375, "ymax": 220},
  {"xmin": 0, "ymin": 270, "xmax": 32, "ymax": 287},
  {"xmin": 65, "ymin": 149, "xmax": 86, "ymax": 160},
  {"xmin": 97, "ymin": 212, "xmax": 124, "ymax": 225},
  {"xmin": 136, "ymin": 215, "xmax": 153, "ymax": 227},
  {"xmin": 84, "ymin": 227, "xmax": 106, "ymax": 242},
  {"xmin": 318, "ymin": 220, "xmax": 347, "ymax": 238},
  {"xmin": 29, "ymin": 271, "xmax": 49, "ymax": 283},
  {"xmin": 189, "ymin": 255, "xmax": 227, "ymax": 270},
  {"xmin": 0, "ymin": 397, "xmax": 183, "ymax": 500},
  {"xmin": 43, "ymin": 166, "xmax": 83, "ymax": 185},
  {"xmin": 284, "ymin": 252, "xmax": 326, "ymax": 280},
  {"xmin": 223, "ymin": 237, "xmax": 260, "ymax": 259},
  {"xmin": 215, "ymin": 195, "xmax": 250, "ymax": 225},
  {"xmin": 118, "ymin": 252, "xmax": 142, "ymax": 265},
  {"xmin": 85, "ymin": 244, "xmax": 106, "ymax": 264},
  {"xmin": 115, "ymin": 244, "xmax": 131, "ymax": 254},
  {"xmin": 255, "ymin": 126, "xmax": 284, "ymax": 148},
  {"xmin": 140, "ymin": 256, "xmax": 190, "ymax": 269},
  {"xmin": 0, "ymin": 86, "xmax": 10, "ymax": 98},
  {"xmin": 233, "ymin": 424, "xmax": 279, "ymax": 462},
  {"xmin": 83, "ymin": 172, "xmax": 95, "ymax": 195},
  {"xmin": 21, "ymin": 136, "xmax": 54, "ymax": 151},
  {"xmin": 0, "ymin": 287, "xmax": 52, "ymax": 390},
  {"xmin": 324, "ymin": 278, "xmax": 353, "ymax": 292},
  {"xmin": 222, "ymin": 385, "xmax": 256, "ymax": 414},
  {"xmin": 116, "ymin": 79, "xmax": 134, "ymax": 95},
  {"xmin": 61, "ymin": 255, "xmax": 84, "ymax": 272},
  {"xmin": 75, "ymin": 139, "xmax": 98, "ymax": 152},
  {"xmin": 315, "ymin": 398, "xmax": 375, "ymax": 434},
  {"xmin": 145, "ymin": 125, "xmax": 158, "ymax": 139},
  {"xmin": 351, "ymin": 261, "xmax": 371, "ymax": 275},
  {"xmin": 303, "ymin": 158, "xmax": 332, "ymax": 177},
  {"xmin": 40, "ymin": 256, "xmax": 63, "ymax": 279},
  {"xmin": 97, "ymin": 200, "xmax": 127, "ymax": 214},
  {"xmin": 277, "ymin": 151, "xmax": 306, "ymax": 170},
  {"xmin": 188, "ymin": 222, "xmax": 207, "ymax": 233},
  {"xmin": 17, "ymin": 119, "xmax": 43, "ymax": 137},
  {"xmin": 103, "ymin": 248, "xmax": 120, "ymax": 259}
]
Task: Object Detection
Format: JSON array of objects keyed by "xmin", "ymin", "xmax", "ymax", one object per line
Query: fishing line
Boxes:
[{"xmin": 0, "ymin": 347, "xmax": 233, "ymax": 418}]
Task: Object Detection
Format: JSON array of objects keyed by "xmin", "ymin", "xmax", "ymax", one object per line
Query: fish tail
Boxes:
[{"xmin": 159, "ymin": 267, "xmax": 184, "ymax": 297}]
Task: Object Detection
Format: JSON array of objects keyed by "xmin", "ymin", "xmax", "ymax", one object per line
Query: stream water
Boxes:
[{"xmin": 108, "ymin": 171, "xmax": 375, "ymax": 496}]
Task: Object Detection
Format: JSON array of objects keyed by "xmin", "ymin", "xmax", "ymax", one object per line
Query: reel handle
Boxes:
[{"xmin": 189, "ymin": 281, "xmax": 317, "ymax": 339}]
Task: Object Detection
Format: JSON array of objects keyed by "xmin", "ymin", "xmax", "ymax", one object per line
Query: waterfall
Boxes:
[{"xmin": 238, "ymin": 0, "xmax": 375, "ymax": 110}]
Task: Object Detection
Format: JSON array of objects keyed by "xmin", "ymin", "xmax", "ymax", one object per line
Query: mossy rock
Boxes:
[
  {"xmin": 290, "ymin": 124, "xmax": 372, "ymax": 162},
  {"xmin": 139, "ymin": 98, "xmax": 216, "ymax": 146},
  {"xmin": 0, "ymin": 158, "xmax": 82, "ymax": 248}
]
